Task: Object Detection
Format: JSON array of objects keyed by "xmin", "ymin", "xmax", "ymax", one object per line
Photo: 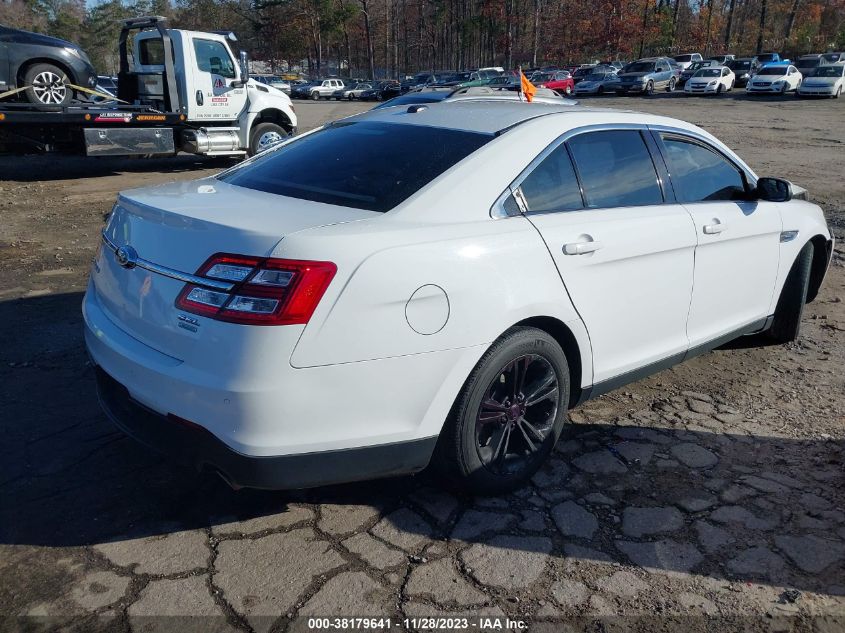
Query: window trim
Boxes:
[
  {"xmin": 650, "ymin": 129, "xmax": 755, "ymax": 204},
  {"xmin": 192, "ymin": 37, "xmax": 236, "ymax": 79},
  {"xmin": 491, "ymin": 123, "xmax": 669, "ymax": 218}
]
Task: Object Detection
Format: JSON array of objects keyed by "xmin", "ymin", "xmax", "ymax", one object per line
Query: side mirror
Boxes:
[
  {"xmin": 233, "ymin": 50, "xmax": 249, "ymax": 87},
  {"xmin": 755, "ymin": 177, "xmax": 792, "ymax": 202}
]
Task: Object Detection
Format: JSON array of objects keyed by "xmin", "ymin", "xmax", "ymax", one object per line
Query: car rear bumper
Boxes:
[
  {"xmin": 94, "ymin": 366, "xmax": 437, "ymax": 489},
  {"xmin": 82, "ymin": 280, "xmax": 480, "ymax": 487}
]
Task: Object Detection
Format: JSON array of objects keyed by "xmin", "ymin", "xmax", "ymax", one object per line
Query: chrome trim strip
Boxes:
[{"xmin": 100, "ymin": 230, "xmax": 235, "ymax": 292}]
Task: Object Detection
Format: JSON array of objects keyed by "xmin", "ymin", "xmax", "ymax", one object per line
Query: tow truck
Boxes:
[{"xmin": 0, "ymin": 16, "xmax": 297, "ymax": 158}]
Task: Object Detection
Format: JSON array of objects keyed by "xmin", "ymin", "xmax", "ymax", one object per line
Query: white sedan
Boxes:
[
  {"xmin": 84, "ymin": 102, "xmax": 832, "ymax": 493},
  {"xmin": 684, "ymin": 66, "xmax": 735, "ymax": 94},
  {"xmin": 746, "ymin": 64, "xmax": 802, "ymax": 94},
  {"xmin": 797, "ymin": 64, "xmax": 845, "ymax": 98}
]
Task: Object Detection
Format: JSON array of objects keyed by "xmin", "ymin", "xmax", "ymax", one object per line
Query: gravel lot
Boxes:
[{"xmin": 1, "ymin": 94, "xmax": 843, "ymax": 632}]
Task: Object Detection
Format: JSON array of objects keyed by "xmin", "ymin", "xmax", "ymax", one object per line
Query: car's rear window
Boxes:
[{"xmin": 218, "ymin": 121, "xmax": 492, "ymax": 213}]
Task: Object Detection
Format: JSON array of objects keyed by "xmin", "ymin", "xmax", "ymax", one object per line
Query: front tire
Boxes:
[
  {"xmin": 311, "ymin": 91, "xmax": 320, "ymax": 100},
  {"xmin": 248, "ymin": 122, "xmax": 288, "ymax": 157},
  {"xmin": 23, "ymin": 63, "xmax": 73, "ymax": 106},
  {"xmin": 768, "ymin": 242, "xmax": 814, "ymax": 343},
  {"xmin": 435, "ymin": 327, "xmax": 570, "ymax": 495},
  {"xmin": 645, "ymin": 80, "xmax": 654, "ymax": 96}
]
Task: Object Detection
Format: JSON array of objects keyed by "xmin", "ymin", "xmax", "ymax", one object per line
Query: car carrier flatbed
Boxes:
[{"xmin": 0, "ymin": 16, "xmax": 296, "ymax": 158}]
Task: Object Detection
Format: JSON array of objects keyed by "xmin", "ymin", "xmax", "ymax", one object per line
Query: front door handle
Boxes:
[
  {"xmin": 563, "ymin": 241, "xmax": 603, "ymax": 255},
  {"xmin": 703, "ymin": 221, "xmax": 726, "ymax": 234},
  {"xmin": 196, "ymin": 90, "xmax": 204, "ymax": 106}
]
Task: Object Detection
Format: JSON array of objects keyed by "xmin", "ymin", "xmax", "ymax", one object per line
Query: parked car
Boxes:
[
  {"xmin": 708, "ymin": 54, "xmax": 735, "ymax": 64},
  {"xmin": 797, "ymin": 64, "xmax": 845, "ymax": 98},
  {"xmin": 573, "ymin": 70, "xmax": 619, "ymax": 95},
  {"xmin": 487, "ymin": 74, "xmax": 520, "ymax": 90},
  {"xmin": 359, "ymin": 80, "xmax": 401, "ymax": 101},
  {"xmin": 673, "ymin": 52, "xmax": 703, "ymax": 71},
  {"xmin": 616, "ymin": 57, "xmax": 676, "ymax": 94},
  {"xmin": 535, "ymin": 71, "xmax": 575, "ymax": 96},
  {"xmin": 726, "ymin": 58, "xmax": 758, "ymax": 87},
  {"xmin": 0, "ymin": 24, "xmax": 97, "ymax": 105},
  {"xmin": 678, "ymin": 60, "xmax": 719, "ymax": 87},
  {"xmin": 86, "ymin": 100, "xmax": 832, "ymax": 493},
  {"xmin": 684, "ymin": 66, "xmax": 735, "ymax": 94},
  {"xmin": 291, "ymin": 81, "xmax": 320, "ymax": 98},
  {"xmin": 571, "ymin": 66, "xmax": 596, "ymax": 85},
  {"xmin": 308, "ymin": 78, "xmax": 345, "ymax": 100},
  {"xmin": 333, "ymin": 82, "xmax": 373, "ymax": 100},
  {"xmin": 408, "ymin": 72, "xmax": 440, "ymax": 89},
  {"xmin": 746, "ymin": 64, "xmax": 802, "ymax": 94},
  {"xmin": 252, "ymin": 74, "xmax": 292, "ymax": 95},
  {"xmin": 795, "ymin": 54, "xmax": 825, "ymax": 76}
]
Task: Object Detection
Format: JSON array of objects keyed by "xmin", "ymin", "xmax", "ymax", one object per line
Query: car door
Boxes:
[
  {"xmin": 652, "ymin": 130, "xmax": 781, "ymax": 348},
  {"xmin": 517, "ymin": 128, "xmax": 697, "ymax": 384},
  {"xmin": 788, "ymin": 66, "xmax": 801, "ymax": 89},
  {"xmin": 656, "ymin": 60, "xmax": 671, "ymax": 88},
  {"xmin": 189, "ymin": 37, "xmax": 247, "ymax": 121}
]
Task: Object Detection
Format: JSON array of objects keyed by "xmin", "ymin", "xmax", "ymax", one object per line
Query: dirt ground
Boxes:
[{"xmin": 0, "ymin": 93, "xmax": 843, "ymax": 633}]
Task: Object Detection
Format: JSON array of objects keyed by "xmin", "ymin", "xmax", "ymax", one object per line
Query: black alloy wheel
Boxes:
[{"xmin": 474, "ymin": 355, "xmax": 560, "ymax": 477}]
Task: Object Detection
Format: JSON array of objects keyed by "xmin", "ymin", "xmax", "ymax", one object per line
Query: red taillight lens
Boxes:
[{"xmin": 175, "ymin": 254, "xmax": 337, "ymax": 326}]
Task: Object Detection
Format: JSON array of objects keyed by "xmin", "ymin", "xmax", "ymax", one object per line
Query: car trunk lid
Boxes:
[{"xmin": 93, "ymin": 177, "xmax": 377, "ymax": 360}]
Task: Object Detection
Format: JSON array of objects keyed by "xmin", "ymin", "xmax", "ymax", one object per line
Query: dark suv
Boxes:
[{"xmin": 0, "ymin": 25, "xmax": 97, "ymax": 106}]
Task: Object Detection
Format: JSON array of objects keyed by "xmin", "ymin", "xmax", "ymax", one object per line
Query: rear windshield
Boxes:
[
  {"xmin": 217, "ymin": 122, "xmax": 491, "ymax": 213},
  {"xmin": 811, "ymin": 66, "xmax": 845, "ymax": 77},
  {"xmin": 674, "ymin": 55, "xmax": 693, "ymax": 62}
]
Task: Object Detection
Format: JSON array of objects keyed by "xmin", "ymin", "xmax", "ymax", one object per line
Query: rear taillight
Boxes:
[{"xmin": 175, "ymin": 254, "xmax": 336, "ymax": 325}]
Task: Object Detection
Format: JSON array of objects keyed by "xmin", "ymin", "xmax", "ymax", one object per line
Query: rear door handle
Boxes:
[
  {"xmin": 563, "ymin": 241, "xmax": 603, "ymax": 255},
  {"xmin": 703, "ymin": 223, "xmax": 726, "ymax": 234}
]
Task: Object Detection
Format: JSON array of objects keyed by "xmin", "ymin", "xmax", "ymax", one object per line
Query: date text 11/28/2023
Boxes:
[{"xmin": 306, "ymin": 617, "xmax": 528, "ymax": 630}]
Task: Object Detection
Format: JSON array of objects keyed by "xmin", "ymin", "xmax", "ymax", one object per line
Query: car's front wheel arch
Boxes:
[{"xmin": 806, "ymin": 234, "xmax": 832, "ymax": 303}]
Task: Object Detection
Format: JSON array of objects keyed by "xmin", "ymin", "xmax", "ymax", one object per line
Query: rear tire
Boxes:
[
  {"xmin": 768, "ymin": 242, "xmax": 814, "ymax": 343},
  {"xmin": 434, "ymin": 327, "xmax": 570, "ymax": 495},
  {"xmin": 23, "ymin": 63, "xmax": 73, "ymax": 106},
  {"xmin": 668, "ymin": 77, "xmax": 676, "ymax": 92}
]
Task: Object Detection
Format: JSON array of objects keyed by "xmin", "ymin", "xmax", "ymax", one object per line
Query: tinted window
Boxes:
[
  {"xmin": 518, "ymin": 144, "xmax": 582, "ymax": 213},
  {"xmin": 661, "ymin": 136, "xmax": 745, "ymax": 202},
  {"xmin": 193, "ymin": 39, "xmax": 235, "ymax": 78},
  {"xmin": 218, "ymin": 122, "xmax": 491, "ymax": 213},
  {"xmin": 567, "ymin": 130, "xmax": 663, "ymax": 208},
  {"xmin": 139, "ymin": 38, "xmax": 164, "ymax": 65}
]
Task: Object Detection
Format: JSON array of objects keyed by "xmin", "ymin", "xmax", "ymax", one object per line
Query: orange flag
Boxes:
[{"xmin": 520, "ymin": 70, "xmax": 537, "ymax": 102}]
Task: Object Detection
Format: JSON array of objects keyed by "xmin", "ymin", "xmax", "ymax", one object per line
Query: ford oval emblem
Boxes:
[{"xmin": 115, "ymin": 245, "xmax": 138, "ymax": 269}]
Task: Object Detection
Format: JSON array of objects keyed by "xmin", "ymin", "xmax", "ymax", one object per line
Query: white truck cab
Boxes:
[{"xmin": 125, "ymin": 18, "xmax": 297, "ymax": 156}]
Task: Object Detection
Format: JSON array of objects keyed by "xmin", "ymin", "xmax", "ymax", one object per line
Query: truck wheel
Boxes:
[
  {"xmin": 249, "ymin": 122, "xmax": 288, "ymax": 156},
  {"xmin": 23, "ymin": 63, "xmax": 73, "ymax": 106}
]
